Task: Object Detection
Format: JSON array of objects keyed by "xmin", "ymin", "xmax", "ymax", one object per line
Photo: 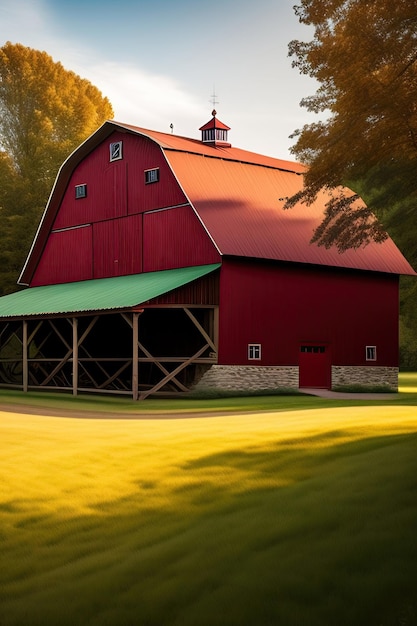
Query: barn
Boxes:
[{"xmin": 0, "ymin": 112, "xmax": 414, "ymax": 399}]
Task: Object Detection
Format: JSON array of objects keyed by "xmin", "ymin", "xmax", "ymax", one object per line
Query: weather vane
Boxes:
[{"xmin": 209, "ymin": 87, "xmax": 219, "ymax": 109}]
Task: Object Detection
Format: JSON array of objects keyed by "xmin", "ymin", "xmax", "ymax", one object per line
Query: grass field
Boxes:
[{"xmin": 1, "ymin": 375, "xmax": 417, "ymax": 625}]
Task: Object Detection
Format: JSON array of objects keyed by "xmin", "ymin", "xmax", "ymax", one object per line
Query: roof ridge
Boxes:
[{"xmin": 111, "ymin": 120, "xmax": 306, "ymax": 174}]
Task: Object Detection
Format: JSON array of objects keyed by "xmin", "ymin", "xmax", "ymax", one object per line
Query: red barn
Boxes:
[{"xmin": 0, "ymin": 112, "xmax": 414, "ymax": 399}]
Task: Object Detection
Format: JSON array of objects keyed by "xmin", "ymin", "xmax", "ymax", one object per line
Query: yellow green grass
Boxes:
[{"xmin": 1, "ymin": 387, "xmax": 417, "ymax": 624}]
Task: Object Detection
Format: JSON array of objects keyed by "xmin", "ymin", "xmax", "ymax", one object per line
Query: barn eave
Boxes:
[{"xmin": 1, "ymin": 264, "xmax": 220, "ymax": 320}]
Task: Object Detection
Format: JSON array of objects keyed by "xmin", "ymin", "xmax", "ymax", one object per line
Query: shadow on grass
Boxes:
[{"xmin": 2, "ymin": 429, "xmax": 417, "ymax": 625}]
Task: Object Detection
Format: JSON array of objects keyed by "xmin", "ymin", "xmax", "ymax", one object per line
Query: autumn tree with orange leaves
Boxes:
[
  {"xmin": 288, "ymin": 1, "xmax": 417, "ymax": 368},
  {"xmin": 288, "ymin": 0, "xmax": 417, "ymax": 252},
  {"xmin": 0, "ymin": 42, "xmax": 113, "ymax": 294}
]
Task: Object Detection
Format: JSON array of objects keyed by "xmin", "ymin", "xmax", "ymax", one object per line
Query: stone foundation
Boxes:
[
  {"xmin": 331, "ymin": 366, "xmax": 398, "ymax": 390},
  {"xmin": 192, "ymin": 364, "xmax": 299, "ymax": 392}
]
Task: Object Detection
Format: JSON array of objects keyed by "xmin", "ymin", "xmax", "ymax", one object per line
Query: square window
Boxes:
[
  {"xmin": 145, "ymin": 168, "xmax": 160, "ymax": 184},
  {"xmin": 110, "ymin": 141, "xmax": 123, "ymax": 162},
  {"xmin": 75, "ymin": 184, "xmax": 87, "ymax": 199},
  {"xmin": 248, "ymin": 344, "xmax": 261, "ymax": 360},
  {"xmin": 366, "ymin": 346, "xmax": 377, "ymax": 361}
]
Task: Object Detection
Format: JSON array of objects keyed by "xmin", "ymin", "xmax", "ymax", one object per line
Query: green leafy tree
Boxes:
[
  {"xmin": 0, "ymin": 42, "xmax": 114, "ymax": 295},
  {"xmin": 287, "ymin": 0, "xmax": 417, "ymax": 251}
]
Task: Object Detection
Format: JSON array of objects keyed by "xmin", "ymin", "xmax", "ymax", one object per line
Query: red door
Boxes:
[{"xmin": 299, "ymin": 345, "xmax": 331, "ymax": 388}]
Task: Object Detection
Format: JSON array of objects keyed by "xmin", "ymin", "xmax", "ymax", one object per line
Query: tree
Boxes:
[
  {"xmin": 0, "ymin": 42, "xmax": 114, "ymax": 294},
  {"xmin": 287, "ymin": 1, "xmax": 417, "ymax": 251}
]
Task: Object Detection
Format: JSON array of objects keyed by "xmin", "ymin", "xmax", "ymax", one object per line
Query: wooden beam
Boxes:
[
  {"xmin": 213, "ymin": 306, "xmax": 219, "ymax": 355},
  {"xmin": 122, "ymin": 313, "xmax": 188, "ymax": 391},
  {"xmin": 22, "ymin": 320, "xmax": 28, "ymax": 393},
  {"xmin": 183, "ymin": 307, "xmax": 216, "ymax": 352},
  {"xmin": 139, "ymin": 343, "xmax": 209, "ymax": 400},
  {"xmin": 137, "ymin": 342, "xmax": 189, "ymax": 391},
  {"xmin": 72, "ymin": 317, "xmax": 78, "ymax": 396},
  {"xmin": 28, "ymin": 321, "xmax": 43, "ymax": 345},
  {"xmin": 98, "ymin": 361, "xmax": 131, "ymax": 390},
  {"xmin": 132, "ymin": 312, "xmax": 139, "ymax": 401},
  {"xmin": 121, "ymin": 312, "xmax": 189, "ymax": 393},
  {"xmin": 31, "ymin": 321, "xmax": 71, "ymax": 387},
  {"xmin": 69, "ymin": 315, "xmax": 131, "ymax": 392}
]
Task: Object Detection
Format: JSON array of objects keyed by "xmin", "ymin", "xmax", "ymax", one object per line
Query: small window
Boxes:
[
  {"xmin": 75, "ymin": 184, "xmax": 87, "ymax": 199},
  {"xmin": 366, "ymin": 346, "xmax": 377, "ymax": 361},
  {"xmin": 248, "ymin": 344, "xmax": 261, "ymax": 360},
  {"xmin": 145, "ymin": 168, "xmax": 160, "ymax": 184},
  {"xmin": 301, "ymin": 345, "xmax": 325, "ymax": 353},
  {"xmin": 109, "ymin": 141, "xmax": 123, "ymax": 162}
]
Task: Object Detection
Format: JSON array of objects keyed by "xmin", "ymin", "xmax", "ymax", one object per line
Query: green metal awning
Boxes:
[{"xmin": 0, "ymin": 264, "xmax": 221, "ymax": 318}]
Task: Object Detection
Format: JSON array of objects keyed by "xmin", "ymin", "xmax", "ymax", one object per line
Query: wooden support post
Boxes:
[
  {"xmin": 22, "ymin": 320, "xmax": 28, "ymax": 393},
  {"xmin": 213, "ymin": 306, "xmax": 219, "ymax": 358},
  {"xmin": 132, "ymin": 312, "xmax": 139, "ymax": 401},
  {"xmin": 72, "ymin": 317, "xmax": 78, "ymax": 396},
  {"xmin": 121, "ymin": 312, "xmax": 188, "ymax": 393}
]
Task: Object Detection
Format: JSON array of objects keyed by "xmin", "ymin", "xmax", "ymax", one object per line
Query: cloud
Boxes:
[
  {"xmin": 82, "ymin": 61, "xmax": 205, "ymax": 137},
  {"xmin": 1, "ymin": 0, "xmax": 51, "ymax": 49},
  {"xmin": 0, "ymin": 0, "xmax": 206, "ymax": 138},
  {"xmin": 0, "ymin": 0, "xmax": 317, "ymax": 157}
]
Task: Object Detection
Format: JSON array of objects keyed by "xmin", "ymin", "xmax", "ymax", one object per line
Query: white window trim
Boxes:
[
  {"xmin": 366, "ymin": 345, "xmax": 377, "ymax": 361},
  {"xmin": 75, "ymin": 183, "xmax": 87, "ymax": 199},
  {"xmin": 248, "ymin": 343, "xmax": 261, "ymax": 360},
  {"xmin": 145, "ymin": 167, "xmax": 160, "ymax": 184},
  {"xmin": 109, "ymin": 141, "xmax": 123, "ymax": 162}
]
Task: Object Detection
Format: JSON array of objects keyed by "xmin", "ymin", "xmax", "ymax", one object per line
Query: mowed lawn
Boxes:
[{"xmin": 2, "ymin": 385, "xmax": 417, "ymax": 625}]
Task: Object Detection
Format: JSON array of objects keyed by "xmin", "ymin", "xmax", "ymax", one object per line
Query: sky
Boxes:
[{"xmin": 0, "ymin": 0, "xmax": 320, "ymax": 159}]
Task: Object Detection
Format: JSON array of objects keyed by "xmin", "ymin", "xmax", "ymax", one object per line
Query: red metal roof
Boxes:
[
  {"xmin": 199, "ymin": 111, "xmax": 231, "ymax": 131},
  {"xmin": 164, "ymin": 151, "xmax": 415, "ymax": 275},
  {"xmin": 115, "ymin": 121, "xmax": 305, "ymax": 173},
  {"xmin": 19, "ymin": 119, "xmax": 416, "ymax": 284}
]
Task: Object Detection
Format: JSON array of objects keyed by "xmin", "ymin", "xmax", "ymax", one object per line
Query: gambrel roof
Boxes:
[{"xmin": 19, "ymin": 119, "xmax": 415, "ymax": 285}]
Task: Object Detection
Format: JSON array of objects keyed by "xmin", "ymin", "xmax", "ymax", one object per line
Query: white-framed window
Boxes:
[
  {"xmin": 145, "ymin": 167, "xmax": 160, "ymax": 184},
  {"xmin": 109, "ymin": 141, "xmax": 123, "ymax": 162},
  {"xmin": 75, "ymin": 184, "xmax": 87, "ymax": 199},
  {"xmin": 248, "ymin": 343, "xmax": 261, "ymax": 360},
  {"xmin": 366, "ymin": 346, "xmax": 377, "ymax": 361}
]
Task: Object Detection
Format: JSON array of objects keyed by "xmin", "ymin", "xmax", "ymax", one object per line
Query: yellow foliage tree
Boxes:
[
  {"xmin": 0, "ymin": 42, "xmax": 114, "ymax": 294},
  {"xmin": 287, "ymin": 0, "xmax": 417, "ymax": 251}
]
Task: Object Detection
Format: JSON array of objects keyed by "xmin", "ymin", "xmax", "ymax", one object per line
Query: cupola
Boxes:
[{"xmin": 199, "ymin": 110, "xmax": 231, "ymax": 147}]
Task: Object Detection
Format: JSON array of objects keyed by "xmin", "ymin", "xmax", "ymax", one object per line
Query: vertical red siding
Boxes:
[
  {"xmin": 93, "ymin": 214, "xmax": 143, "ymax": 279},
  {"xmin": 143, "ymin": 205, "xmax": 220, "ymax": 272},
  {"xmin": 148, "ymin": 271, "xmax": 219, "ymax": 305},
  {"xmin": 53, "ymin": 159, "xmax": 128, "ymax": 230},
  {"xmin": 52, "ymin": 133, "xmax": 187, "ymax": 232},
  {"xmin": 218, "ymin": 258, "xmax": 399, "ymax": 368},
  {"xmin": 34, "ymin": 132, "xmax": 195, "ymax": 286},
  {"xmin": 31, "ymin": 227, "xmax": 93, "ymax": 286},
  {"xmin": 127, "ymin": 137, "xmax": 187, "ymax": 213}
]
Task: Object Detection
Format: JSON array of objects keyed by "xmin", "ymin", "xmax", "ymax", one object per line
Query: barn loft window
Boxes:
[
  {"xmin": 75, "ymin": 184, "xmax": 87, "ymax": 199},
  {"xmin": 248, "ymin": 344, "xmax": 261, "ymax": 360},
  {"xmin": 145, "ymin": 168, "xmax": 160, "ymax": 184},
  {"xmin": 109, "ymin": 141, "xmax": 123, "ymax": 162},
  {"xmin": 366, "ymin": 346, "xmax": 377, "ymax": 361}
]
